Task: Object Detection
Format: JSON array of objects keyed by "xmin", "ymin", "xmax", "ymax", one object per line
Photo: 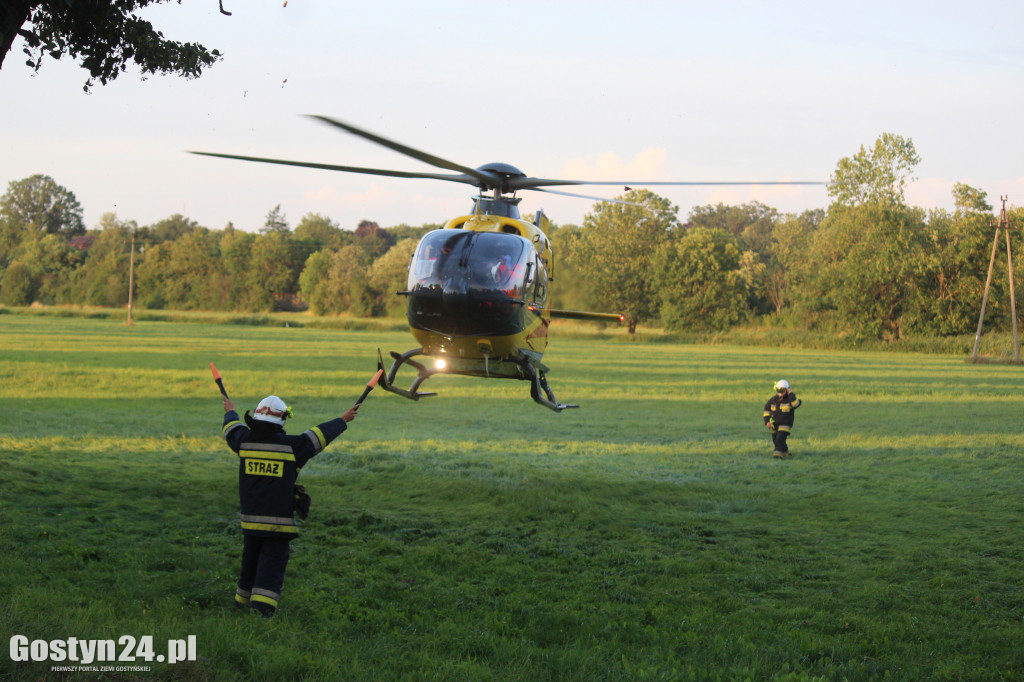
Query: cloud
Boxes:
[
  {"xmin": 906, "ymin": 177, "xmax": 1024, "ymax": 212},
  {"xmin": 905, "ymin": 178, "xmax": 955, "ymax": 210},
  {"xmin": 972, "ymin": 176, "xmax": 1024, "ymax": 210},
  {"xmin": 558, "ymin": 147, "xmax": 669, "ymax": 181},
  {"xmin": 687, "ymin": 180, "xmax": 829, "ymax": 216},
  {"xmin": 302, "ymin": 185, "xmax": 337, "ymax": 202},
  {"xmin": 299, "ymin": 181, "xmax": 468, "ymax": 227},
  {"xmin": 555, "ymin": 150, "xmax": 832, "ymax": 215}
]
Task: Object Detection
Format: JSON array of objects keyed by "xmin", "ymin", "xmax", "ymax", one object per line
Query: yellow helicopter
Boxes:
[{"xmin": 192, "ymin": 116, "xmax": 821, "ymax": 411}]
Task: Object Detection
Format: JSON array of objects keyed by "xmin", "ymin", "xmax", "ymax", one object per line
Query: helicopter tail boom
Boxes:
[{"xmin": 547, "ymin": 308, "xmax": 625, "ymax": 323}]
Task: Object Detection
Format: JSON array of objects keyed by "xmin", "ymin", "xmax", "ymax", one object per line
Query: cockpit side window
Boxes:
[{"xmin": 531, "ymin": 257, "xmax": 548, "ymax": 307}]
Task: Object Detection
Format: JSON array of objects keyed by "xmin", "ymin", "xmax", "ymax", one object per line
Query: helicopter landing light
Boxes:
[{"xmin": 435, "ymin": 358, "xmax": 447, "ymax": 370}]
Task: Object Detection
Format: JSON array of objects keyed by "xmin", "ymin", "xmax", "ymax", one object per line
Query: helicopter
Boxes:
[{"xmin": 192, "ymin": 116, "xmax": 822, "ymax": 411}]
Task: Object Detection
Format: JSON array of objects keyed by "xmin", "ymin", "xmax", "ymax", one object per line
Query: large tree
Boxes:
[
  {"xmin": 10, "ymin": 232, "xmax": 84, "ymax": 304},
  {"xmin": 218, "ymin": 223, "xmax": 256, "ymax": 310},
  {"xmin": 70, "ymin": 213, "xmax": 137, "ymax": 308},
  {"xmin": 369, "ymin": 238, "xmax": 418, "ymax": 317},
  {"xmin": 653, "ymin": 227, "xmax": 747, "ymax": 332},
  {"xmin": 299, "ymin": 249, "xmax": 335, "ymax": 316},
  {"xmin": 827, "ymin": 132, "xmax": 920, "ymax": 208},
  {"xmin": 0, "ymin": 174, "xmax": 84, "ymax": 267},
  {"xmin": 299, "ymin": 245, "xmax": 370, "ymax": 315},
  {"xmin": 142, "ymin": 213, "xmax": 204, "ymax": 246},
  {"xmin": 354, "ymin": 220, "xmax": 395, "ymax": 261},
  {"xmin": 1, "ymin": 174, "xmax": 84, "ymax": 236},
  {"xmin": 904, "ymin": 184, "xmax": 998, "ymax": 336},
  {"xmin": 546, "ymin": 223, "xmax": 597, "ymax": 313},
  {"xmin": 688, "ymin": 201, "xmax": 784, "ymax": 316},
  {"xmin": 764, "ymin": 209, "xmax": 823, "ymax": 317},
  {"xmin": 811, "ymin": 202, "xmax": 929, "ymax": 341},
  {"xmin": 294, "ymin": 212, "xmax": 347, "ymax": 251},
  {"xmin": 687, "ymin": 201, "xmax": 780, "ymax": 257},
  {"xmin": 0, "ymin": 263, "xmax": 33, "ymax": 306},
  {"xmin": 136, "ymin": 226, "xmax": 224, "ymax": 310},
  {"xmin": 248, "ymin": 230, "xmax": 301, "ymax": 310},
  {"xmin": 810, "ymin": 133, "xmax": 928, "ymax": 340},
  {"xmin": 1, "ymin": 1, "xmax": 222, "ymax": 90},
  {"xmin": 572, "ymin": 189, "xmax": 681, "ymax": 333}
]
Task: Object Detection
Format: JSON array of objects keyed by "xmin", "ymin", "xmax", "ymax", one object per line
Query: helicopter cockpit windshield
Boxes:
[{"xmin": 409, "ymin": 230, "xmax": 532, "ymax": 300}]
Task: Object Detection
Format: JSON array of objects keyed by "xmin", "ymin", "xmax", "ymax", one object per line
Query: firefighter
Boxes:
[
  {"xmin": 763, "ymin": 379, "xmax": 801, "ymax": 458},
  {"xmin": 222, "ymin": 394, "xmax": 358, "ymax": 617}
]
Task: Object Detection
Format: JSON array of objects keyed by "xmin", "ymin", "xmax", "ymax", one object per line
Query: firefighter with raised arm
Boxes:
[
  {"xmin": 763, "ymin": 379, "xmax": 801, "ymax": 459},
  {"xmin": 222, "ymin": 394, "xmax": 358, "ymax": 617}
]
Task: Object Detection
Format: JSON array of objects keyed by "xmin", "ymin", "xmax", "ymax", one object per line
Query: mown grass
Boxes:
[{"xmin": 1, "ymin": 313, "xmax": 1023, "ymax": 681}]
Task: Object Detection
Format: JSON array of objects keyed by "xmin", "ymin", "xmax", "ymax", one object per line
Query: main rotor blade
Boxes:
[
  {"xmin": 188, "ymin": 151, "xmax": 480, "ymax": 185},
  {"xmin": 512, "ymin": 177, "xmax": 826, "ymax": 190},
  {"xmin": 531, "ymin": 187, "xmax": 644, "ymax": 207},
  {"xmin": 307, "ymin": 115, "xmax": 494, "ymax": 185}
]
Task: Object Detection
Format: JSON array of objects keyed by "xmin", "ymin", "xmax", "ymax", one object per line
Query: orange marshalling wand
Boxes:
[
  {"xmin": 210, "ymin": 363, "xmax": 229, "ymax": 398},
  {"xmin": 356, "ymin": 369, "xmax": 385, "ymax": 406}
]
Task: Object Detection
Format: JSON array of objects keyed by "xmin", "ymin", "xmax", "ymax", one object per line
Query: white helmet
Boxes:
[
  {"xmin": 774, "ymin": 379, "xmax": 790, "ymax": 392},
  {"xmin": 253, "ymin": 395, "xmax": 290, "ymax": 424}
]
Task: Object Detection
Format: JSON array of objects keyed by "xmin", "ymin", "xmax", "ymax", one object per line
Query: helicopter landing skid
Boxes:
[
  {"xmin": 376, "ymin": 348, "xmax": 439, "ymax": 401},
  {"xmin": 510, "ymin": 355, "xmax": 579, "ymax": 412},
  {"xmin": 376, "ymin": 348, "xmax": 577, "ymax": 412}
]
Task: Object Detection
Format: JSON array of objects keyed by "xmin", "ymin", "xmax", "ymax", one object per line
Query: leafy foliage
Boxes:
[
  {"xmin": 809, "ymin": 203, "xmax": 929, "ymax": 341},
  {"xmin": 0, "ymin": 174, "xmax": 84, "ymax": 265},
  {"xmin": 546, "ymin": 223, "xmax": 597, "ymax": 313},
  {"xmin": 827, "ymin": 132, "xmax": 921, "ymax": 208},
  {"xmin": 0, "ymin": 262, "xmax": 33, "ymax": 305},
  {"xmin": 370, "ymin": 238, "xmax": 418, "ymax": 316},
  {"xmin": 572, "ymin": 189, "xmax": 681, "ymax": 332},
  {"xmin": 687, "ymin": 200, "xmax": 780, "ymax": 255},
  {"xmin": 354, "ymin": 219, "xmax": 396, "ymax": 261},
  {"xmin": 653, "ymin": 227, "xmax": 747, "ymax": 331},
  {"xmin": 3, "ymin": 0, "xmax": 222, "ymax": 91},
  {"xmin": 137, "ymin": 228, "xmax": 223, "ymax": 310},
  {"xmin": 294, "ymin": 212, "xmax": 349, "ymax": 251},
  {"xmin": 0, "ymin": 133, "xmax": 1018, "ymax": 344}
]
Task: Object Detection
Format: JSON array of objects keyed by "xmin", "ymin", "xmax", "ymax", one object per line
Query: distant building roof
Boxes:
[{"xmin": 69, "ymin": 235, "xmax": 95, "ymax": 250}]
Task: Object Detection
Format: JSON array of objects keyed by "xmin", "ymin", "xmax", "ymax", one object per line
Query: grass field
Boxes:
[{"xmin": 1, "ymin": 313, "xmax": 1023, "ymax": 681}]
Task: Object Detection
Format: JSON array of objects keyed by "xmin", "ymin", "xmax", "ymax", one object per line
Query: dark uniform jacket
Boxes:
[
  {"xmin": 763, "ymin": 392, "xmax": 801, "ymax": 432},
  {"xmin": 222, "ymin": 411, "xmax": 347, "ymax": 538}
]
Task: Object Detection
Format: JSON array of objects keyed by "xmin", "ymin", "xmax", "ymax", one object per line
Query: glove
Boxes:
[{"xmin": 293, "ymin": 484, "xmax": 311, "ymax": 520}]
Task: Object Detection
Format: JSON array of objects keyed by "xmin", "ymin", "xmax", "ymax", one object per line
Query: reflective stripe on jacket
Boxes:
[
  {"xmin": 763, "ymin": 392, "xmax": 801, "ymax": 431},
  {"xmin": 223, "ymin": 411, "xmax": 346, "ymax": 538}
]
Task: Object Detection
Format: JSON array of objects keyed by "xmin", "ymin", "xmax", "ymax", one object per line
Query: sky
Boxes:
[{"xmin": 2, "ymin": 0, "xmax": 1023, "ymax": 233}]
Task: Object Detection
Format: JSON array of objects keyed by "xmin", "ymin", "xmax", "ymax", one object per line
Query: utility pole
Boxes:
[
  {"xmin": 971, "ymin": 196, "xmax": 1018, "ymax": 361},
  {"xmin": 126, "ymin": 227, "xmax": 136, "ymax": 326}
]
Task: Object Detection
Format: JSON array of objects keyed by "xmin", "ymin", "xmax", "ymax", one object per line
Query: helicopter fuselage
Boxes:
[{"xmin": 401, "ymin": 208, "xmax": 552, "ymax": 381}]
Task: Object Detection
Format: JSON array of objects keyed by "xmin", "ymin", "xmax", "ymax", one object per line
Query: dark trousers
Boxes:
[
  {"xmin": 238, "ymin": 535, "xmax": 291, "ymax": 614},
  {"xmin": 772, "ymin": 429, "xmax": 790, "ymax": 454}
]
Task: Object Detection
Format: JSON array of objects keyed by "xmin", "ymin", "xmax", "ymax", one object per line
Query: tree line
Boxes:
[{"xmin": 1, "ymin": 133, "xmax": 1020, "ymax": 341}]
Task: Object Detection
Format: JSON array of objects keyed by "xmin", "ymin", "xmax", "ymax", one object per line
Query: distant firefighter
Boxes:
[{"xmin": 763, "ymin": 379, "xmax": 801, "ymax": 459}]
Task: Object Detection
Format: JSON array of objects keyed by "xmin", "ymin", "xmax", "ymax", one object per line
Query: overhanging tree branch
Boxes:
[{"xmin": 0, "ymin": 1, "xmax": 224, "ymax": 91}]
